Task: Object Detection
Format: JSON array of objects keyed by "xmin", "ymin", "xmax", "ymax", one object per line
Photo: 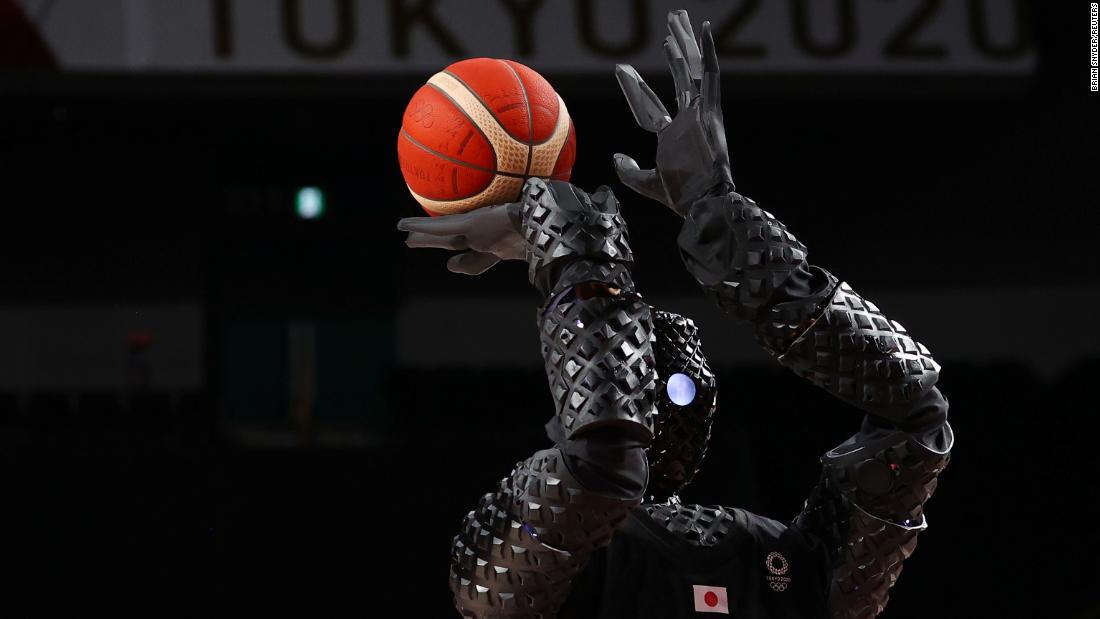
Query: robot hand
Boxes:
[
  {"xmin": 399, "ymin": 178, "xmax": 633, "ymax": 298},
  {"xmin": 396, "ymin": 201, "xmax": 524, "ymax": 275},
  {"xmin": 613, "ymin": 10, "xmax": 733, "ymax": 217}
]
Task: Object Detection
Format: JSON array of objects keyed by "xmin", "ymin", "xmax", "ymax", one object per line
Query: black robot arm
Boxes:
[
  {"xmin": 677, "ymin": 189, "xmax": 954, "ymax": 618},
  {"xmin": 613, "ymin": 9, "xmax": 953, "ymax": 619},
  {"xmin": 422, "ymin": 179, "xmax": 656, "ymax": 619}
]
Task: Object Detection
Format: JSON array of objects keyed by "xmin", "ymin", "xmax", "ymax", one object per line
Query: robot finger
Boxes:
[
  {"xmin": 615, "ymin": 64, "xmax": 671, "ymax": 133},
  {"xmin": 668, "ymin": 10, "xmax": 703, "ymax": 80},
  {"xmin": 613, "ymin": 153, "xmax": 666, "ymax": 205},
  {"xmin": 700, "ymin": 21, "xmax": 722, "ymax": 115},
  {"xmin": 403, "ymin": 231, "xmax": 469, "ymax": 251},
  {"xmin": 664, "ymin": 36, "xmax": 695, "ymax": 111}
]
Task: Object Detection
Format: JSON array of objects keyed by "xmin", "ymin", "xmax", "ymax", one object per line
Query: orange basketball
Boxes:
[{"xmin": 397, "ymin": 58, "xmax": 576, "ymax": 216}]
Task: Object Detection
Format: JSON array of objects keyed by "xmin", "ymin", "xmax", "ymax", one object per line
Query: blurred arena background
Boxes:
[{"xmin": 0, "ymin": 0, "xmax": 1097, "ymax": 615}]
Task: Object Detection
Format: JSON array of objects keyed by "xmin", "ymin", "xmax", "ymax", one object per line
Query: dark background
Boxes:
[{"xmin": 1, "ymin": 0, "xmax": 1097, "ymax": 616}]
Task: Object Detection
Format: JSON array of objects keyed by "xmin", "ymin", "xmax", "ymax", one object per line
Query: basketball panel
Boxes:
[
  {"xmin": 401, "ymin": 84, "xmax": 495, "ymax": 170},
  {"xmin": 398, "ymin": 133, "xmax": 494, "ymax": 201},
  {"xmin": 551, "ymin": 120, "xmax": 577, "ymax": 181},
  {"xmin": 504, "ymin": 60, "xmax": 561, "ymax": 144}
]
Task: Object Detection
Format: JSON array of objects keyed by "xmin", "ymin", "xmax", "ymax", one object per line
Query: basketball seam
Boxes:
[
  {"xmin": 425, "ymin": 81, "xmax": 498, "ymax": 171},
  {"xmin": 400, "ymin": 129, "xmax": 548, "ymax": 182},
  {"xmin": 499, "ymin": 59, "xmax": 534, "ymax": 177}
]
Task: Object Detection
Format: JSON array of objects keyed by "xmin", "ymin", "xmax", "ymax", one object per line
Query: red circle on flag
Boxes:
[{"xmin": 704, "ymin": 591, "xmax": 719, "ymax": 607}]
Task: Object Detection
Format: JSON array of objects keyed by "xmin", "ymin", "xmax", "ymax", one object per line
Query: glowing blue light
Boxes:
[
  {"xmin": 521, "ymin": 521, "xmax": 540, "ymax": 540},
  {"xmin": 296, "ymin": 186, "xmax": 325, "ymax": 219},
  {"xmin": 666, "ymin": 372, "xmax": 696, "ymax": 406}
]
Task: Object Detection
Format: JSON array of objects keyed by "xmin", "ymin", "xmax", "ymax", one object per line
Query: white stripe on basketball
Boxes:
[
  {"xmin": 529, "ymin": 95, "xmax": 571, "ymax": 177},
  {"xmin": 427, "ymin": 71, "xmax": 529, "ymax": 175},
  {"xmin": 408, "ymin": 175, "xmax": 526, "ymax": 215}
]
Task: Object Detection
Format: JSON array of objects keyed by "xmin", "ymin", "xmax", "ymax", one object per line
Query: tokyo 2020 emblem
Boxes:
[{"xmin": 765, "ymin": 552, "xmax": 792, "ymax": 592}]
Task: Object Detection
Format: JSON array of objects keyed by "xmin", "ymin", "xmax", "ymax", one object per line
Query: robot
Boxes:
[{"xmin": 398, "ymin": 11, "xmax": 952, "ymax": 619}]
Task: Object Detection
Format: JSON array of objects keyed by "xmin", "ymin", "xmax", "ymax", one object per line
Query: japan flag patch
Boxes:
[{"xmin": 692, "ymin": 584, "xmax": 730, "ymax": 614}]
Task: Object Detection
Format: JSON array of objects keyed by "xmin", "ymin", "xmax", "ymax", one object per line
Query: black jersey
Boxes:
[{"xmin": 559, "ymin": 505, "xmax": 832, "ymax": 619}]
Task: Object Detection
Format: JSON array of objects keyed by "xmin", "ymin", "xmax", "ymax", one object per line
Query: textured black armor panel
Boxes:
[
  {"xmin": 647, "ymin": 310, "xmax": 718, "ymax": 501},
  {"xmin": 539, "ymin": 287, "xmax": 657, "ymax": 442},
  {"xmin": 677, "ymin": 192, "xmax": 837, "ymax": 354},
  {"xmin": 777, "ymin": 282, "xmax": 941, "ymax": 425},
  {"xmin": 519, "ymin": 179, "xmax": 634, "ymax": 297},
  {"xmin": 510, "ymin": 448, "xmax": 644, "ymax": 552},
  {"xmin": 794, "ymin": 423, "xmax": 953, "ymax": 619},
  {"xmin": 451, "ymin": 448, "xmax": 642, "ymax": 618},
  {"xmin": 828, "ymin": 508, "xmax": 920, "ymax": 619},
  {"xmin": 642, "ymin": 499, "xmax": 739, "ymax": 547}
]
